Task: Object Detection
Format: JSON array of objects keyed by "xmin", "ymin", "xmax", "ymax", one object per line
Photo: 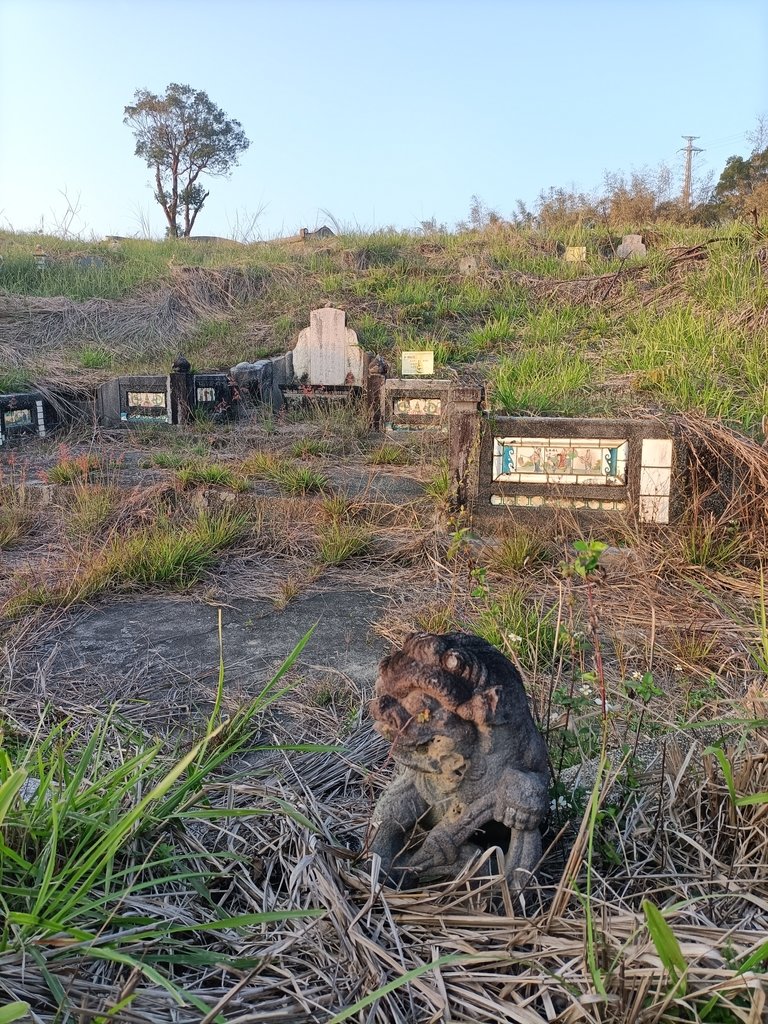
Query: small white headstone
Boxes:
[
  {"xmin": 616, "ymin": 234, "xmax": 646, "ymax": 259},
  {"xmin": 292, "ymin": 308, "xmax": 366, "ymax": 386}
]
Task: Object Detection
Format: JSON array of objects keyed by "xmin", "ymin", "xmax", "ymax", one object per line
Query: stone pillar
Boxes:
[
  {"xmin": 448, "ymin": 386, "xmax": 484, "ymax": 513},
  {"xmin": 169, "ymin": 355, "xmax": 193, "ymax": 425},
  {"xmin": 367, "ymin": 355, "xmax": 388, "ymax": 431}
]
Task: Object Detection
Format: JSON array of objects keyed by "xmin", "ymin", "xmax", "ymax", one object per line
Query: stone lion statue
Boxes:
[{"xmin": 369, "ymin": 631, "xmax": 549, "ymax": 888}]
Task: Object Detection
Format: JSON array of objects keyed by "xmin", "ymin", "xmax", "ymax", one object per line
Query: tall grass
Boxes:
[
  {"xmin": 2, "ymin": 508, "xmax": 249, "ymax": 618},
  {"xmin": 490, "ymin": 347, "xmax": 593, "ymax": 415},
  {"xmin": 0, "ymin": 626, "xmax": 323, "ymax": 1016}
]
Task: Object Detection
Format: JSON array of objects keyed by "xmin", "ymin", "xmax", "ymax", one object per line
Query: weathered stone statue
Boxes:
[{"xmin": 369, "ymin": 632, "xmax": 549, "ymax": 888}]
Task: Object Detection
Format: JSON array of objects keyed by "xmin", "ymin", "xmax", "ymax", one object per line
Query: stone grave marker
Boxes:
[
  {"xmin": 401, "ymin": 351, "xmax": 434, "ymax": 376},
  {"xmin": 97, "ymin": 376, "xmax": 171, "ymax": 427},
  {"xmin": 383, "ymin": 378, "xmax": 452, "ymax": 433},
  {"xmin": 564, "ymin": 246, "xmax": 587, "ymax": 263},
  {"xmin": 451, "ymin": 413, "xmax": 683, "ymax": 526},
  {"xmin": 616, "ymin": 234, "xmax": 646, "ymax": 259},
  {"xmin": 0, "ymin": 392, "xmax": 56, "ymax": 445},
  {"xmin": 292, "ymin": 307, "xmax": 366, "ymax": 387}
]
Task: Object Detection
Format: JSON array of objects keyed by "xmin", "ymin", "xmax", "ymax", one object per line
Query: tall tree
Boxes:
[{"xmin": 124, "ymin": 83, "xmax": 250, "ymax": 237}]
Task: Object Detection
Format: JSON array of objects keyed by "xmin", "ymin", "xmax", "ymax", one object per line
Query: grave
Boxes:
[
  {"xmin": 97, "ymin": 376, "xmax": 171, "ymax": 428},
  {"xmin": 0, "ymin": 392, "xmax": 57, "ymax": 445},
  {"xmin": 192, "ymin": 373, "xmax": 236, "ymax": 420},
  {"xmin": 564, "ymin": 245, "xmax": 587, "ymax": 263},
  {"xmin": 616, "ymin": 234, "xmax": 647, "ymax": 259},
  {"xmin": 383, "ymin": 378, "xmax": 453, "ymax": 433},
  {"xmin": 282, "ymin": 307, "xmax": 370, "ymax": 408},
  {"xmin": 230, "ymin": 353, "xmax": 294, "ymax": 411},
  {"xmin": 451, "ymin": 412, "xmax": 682, "ymax": 526}
]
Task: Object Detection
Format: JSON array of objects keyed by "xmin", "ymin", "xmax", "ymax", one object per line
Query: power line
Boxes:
[{"xmin": 680, "ymin": 135, "xmax": 704, "ymax": 207}]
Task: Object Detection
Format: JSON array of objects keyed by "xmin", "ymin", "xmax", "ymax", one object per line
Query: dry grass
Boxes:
[{"xmin": 0, "ymin": 674, "xmax": 766, "ymax": 1023}]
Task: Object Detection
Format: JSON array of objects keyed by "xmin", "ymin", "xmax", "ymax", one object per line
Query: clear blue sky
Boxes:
[{"xmin": 1, "ymin": 0, "xmax": 766, "ymax": 239}]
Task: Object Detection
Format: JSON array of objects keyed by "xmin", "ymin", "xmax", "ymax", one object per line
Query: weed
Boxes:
[
  {"xmin": 425, "ymin": 462, "xmax": 451, "ymax": 500},
  {"xmin": 64, "ymin": 483, "xmax": 116, "ymax": 540},
  {"xmin": 44, "ymin": 449, "xmax": 100, "ymax": 485},
  {"xmin": 272, "ymin": 577, "xmax": 303, "ymax": 609},
  {"xmin": 679, "ymin": 516, "xmax": 744, "ymax": 570},
  {"xmin": 491, "ymin": 347, "xmax": 592, "ymax": 416},
  {"xmin": 176, "ymin": 462, "xmax": 246, "ymax": 490},
  {"xmin": 290, "ymin": 438, "xmax": 332, "ymax": 458},
  {"xmin": 277, "ymin": 465, "xmax": 327, "ymax": 496},
  {"xmin": 146, "ymin": 451, "xmax": 194, "ymax": 470},
  {"xmin": 366, "ymin": 443, "xmax": 410, "ymax": 466},
  {"xmin": 242, "ymin": 450, "xmax": 282, "ymax": 477},
  {"xmin": 487, "ymin": 526, "xmax": 545, "ymax": 572},
  {"xmin": 317, "ymin": 521, "xmax": 372, "ymax": 566},
  {"xmin": 77, "ymin": 346, "xmax": 113, "ymax": 369},
  {"xmin": 2, "ymin": 509, "xmax": 249, "ymax": 618},
  {"xmin": 472, "ymin": 583, "xmax": 562, "ymax": 671},
  {"xmin": 0, "ymin": 628, "xmax": 320, "ymax": 1015}
]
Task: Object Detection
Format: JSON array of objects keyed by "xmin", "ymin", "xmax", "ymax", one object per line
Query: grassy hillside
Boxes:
[{"xmin": 1, "ymin": 223, "xmax": 766, "ymax": 432}]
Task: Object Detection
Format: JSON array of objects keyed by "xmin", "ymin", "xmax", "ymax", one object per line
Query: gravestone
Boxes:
[
  {"xmin": 97, "ymin": 376, "xmax": 171, "ymax": 428},
  {"xmin": 0, "ymin": 392, "xmax": 57, "ymax": 445},
  {"xmin": 383, "ymin": 379, "xmax": 450, "ymax": 433},
  {"xmin": 564, "ymin": 246, "xmax": 587, "ymax": 263},
  {"xmin": 292, "ymin": 307, "xmax": 366, "ymax": 387},
  {"xmin": 452, "ymin": 412, "xmax": 682, "ymax": 527},
  {"xmin": 401, "ymin": 351, "xmax": 434, "ymax": 376},
  {"xmin": 616, "ymin": 234, "xmax": 646, "ymax": 259},
  {"xmin": 459, "ymin": 255, "xmax": 479, "ymax": 276},
  {"xmin": 193, "ymin": 373, "xmax": 235, "ymax": 420}
]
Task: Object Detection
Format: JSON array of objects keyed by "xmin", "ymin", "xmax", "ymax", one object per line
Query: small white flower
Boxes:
[
  {"xmin": 673, "ymin": 664, "xmax": 683, "ymax": 672},
  {"xmin": 631, "ymin": 671, "xmax": 643, "ymax": 681},
  {"xmin": 507, "ymin": 633, "xmax": 523, "ymax": 645},
  {"xmin": 578, "ymin": 684, "xmax": 592, "ymax": 697}
]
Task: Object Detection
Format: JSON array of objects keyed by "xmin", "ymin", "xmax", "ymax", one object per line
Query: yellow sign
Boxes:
[
  {"xmin": 401, "ymin": 351, "xmax": 434, "ymax": 376},
  {"xmin": 564, "ymin": 246, "xmax": 587, "ymax": 262}
]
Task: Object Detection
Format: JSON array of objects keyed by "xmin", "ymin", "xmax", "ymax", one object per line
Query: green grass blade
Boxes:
[
  {"xmin": 0, "ymin": 1003, "xmax": 31, "ymax": 1024},
  {"xmin": 643, "ymin": 899, "xmax": 688, "ymax": 996},
  {"xmin": 0, "ymin": 770, "xmax": 27, "ymax": 826}
]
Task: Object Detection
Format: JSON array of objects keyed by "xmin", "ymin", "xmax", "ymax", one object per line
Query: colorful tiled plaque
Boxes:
[
  {"xmin": 125, "ymin": 392, "xmax": 168, "ymax": 420},
  {"xmin": 492, "ymin": 436, "xmax": 628, "ymax": 486},
  {"xmin": 394, "ymin": 398, "xmax": 442, "ymax": 416},
  {"xmin": 196, "ymin": 387, "xmax": 216, "ymax": 404}
]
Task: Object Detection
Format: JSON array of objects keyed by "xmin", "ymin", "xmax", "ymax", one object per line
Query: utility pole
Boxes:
[{"xmin": 680, "ymin": 135, "xmax": 703, "ymax": 208}]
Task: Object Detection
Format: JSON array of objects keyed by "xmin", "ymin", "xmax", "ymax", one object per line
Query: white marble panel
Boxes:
[
  {"xmin": 639, "ymin": 494, "xmax": 670, "ymax": 524},
  {"xmin": 641, "ymin": 438, "xmax": 673, "ymax": 468},
  {"xmin": 640, "ymin": 466, "xmax": 672, "ymax": 496}
]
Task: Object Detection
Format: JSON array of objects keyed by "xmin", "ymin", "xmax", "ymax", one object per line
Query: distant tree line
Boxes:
[{"xmin": 438, "ymin": 117, "xmax": 768, "ymax": 233}]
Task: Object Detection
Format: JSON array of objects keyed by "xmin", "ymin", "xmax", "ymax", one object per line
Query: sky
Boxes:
[{"xmin": 1, "ymin": 0, "xmax": 766, "ymax": 240}]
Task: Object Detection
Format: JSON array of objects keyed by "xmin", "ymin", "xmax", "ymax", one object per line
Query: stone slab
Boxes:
[{"xmin": 292, "ymin": 308, "xmax": 366, "ymax": 387}]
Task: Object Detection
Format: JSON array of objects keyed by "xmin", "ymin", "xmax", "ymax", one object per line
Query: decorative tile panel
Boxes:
[
  {"xmin": 492, "ymin": 436, "xmax": 628, "ymax": 486},
  {"xmin": 4, "ymin": 408, "xmax": 33, "ymax": 427},
  {"xmin": 125, "ymin": 391, "xmax": 168, "ymax": 420},
  {"xmin": 196, "ymin": 387, "xmax": 216, "ymax": 404},
  {"xmin": 394, "ymin": 398, "xmax": 442, "ymax": 416},
  {"xmin": 491, "ymin": 494, "xmax": 628, "ymax": 511}
]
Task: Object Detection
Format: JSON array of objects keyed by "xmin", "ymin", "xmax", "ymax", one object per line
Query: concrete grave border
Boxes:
[
  {"xmin": 0, "ymin": 392, "xmax": 58, "ymax": 446},
  {"xmin": 452, "ymin": 411, "xmax": 685, "ymax": 527}
]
